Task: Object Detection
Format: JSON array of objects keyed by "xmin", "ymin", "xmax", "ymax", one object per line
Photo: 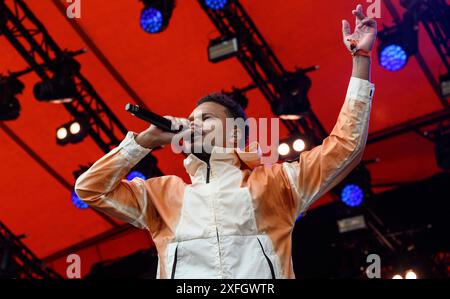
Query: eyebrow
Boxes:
[{"xmin": 188, "ymin": 112, "xmax": 217, "ymax": 121}]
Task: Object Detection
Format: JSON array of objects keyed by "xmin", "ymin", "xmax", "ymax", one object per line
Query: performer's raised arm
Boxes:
[{"xmin": 282, "ymin": 4, "xmax": 376, "ymax": 217}]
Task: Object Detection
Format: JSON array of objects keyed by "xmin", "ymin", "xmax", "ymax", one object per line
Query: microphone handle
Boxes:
[{"xmin": 125, "ymin": 103, "xmax": 181, "ymax": 133}]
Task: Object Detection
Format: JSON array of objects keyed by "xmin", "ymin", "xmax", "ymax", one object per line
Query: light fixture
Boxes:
[
  {"xmin": 377, "ymin": 13, "xmax": 418, "ymax": 72},
  {"xmin": 204, "ymin": 0, "xmax": 229, "ymax": 10},
  {"xmin": 337, "ymin": 215, "xmax": 367, "ymax": 233},
  {"xmin": 0, "ymin": 75, "xmax": 24, "ymax": 121},
  {"xmin": 69, "ymin": 121, "xmax": 81, "ymax": 135},
  {"xmin": 335, "ymin": 163, "xmax": 372, "ymax": 207},
  {"xmin": 56, "ymin": 126, "xmax": 68, "ymax": 141},
  {"xmin": 56, "ymin": 119, "xmax": 88, "ymax": 146},
  {"xmin": 71, "ymin": 191, "xmax": 89, "ymax": 210},
  {"xmin": 379, "ymin": 44, "xmax": 408, "ymax": 71},
  {"xmin": 272, "ymin": 71, "xmax": 311, "ymax": 120},
  {"xmin": 341, "ymin": 184, "xmax": 364, "ymax": 207},
  {"xmin": 278, "ymin": 135, "xmax": 310, "ymax": 160},
  {"xmin": 126, "ymin": 170, "xmax": 147, "ymax": 181},
  {"xmin": 140, "ymin": 0, "xmax": 175, "ymax": 34},
  {"xmin": 405, "ymin": 270, "xmax": 418, "ymax": 279},
  {"xmin": 34, "ymin": 57, "xmax": 80, "ymax": 103},
  {"xmin": 208, "ymin": 36, "xmax": 239, "ymax": 63},
  {"xmin": 392, "ymin": 274, "xmax": 403, "ymax": 279},
  {"xmin": 293, "ymin": 138, "xmax": 306, "ymax": 152},
  {"xmin": 278, "ymin": 143, "xmax": 290, "ymax": 156}
]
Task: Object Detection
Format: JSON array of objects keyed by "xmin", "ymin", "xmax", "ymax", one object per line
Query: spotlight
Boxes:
[
  {"xmin": 208, "ymin": 36, "xmax": 239, "ymax": 63},
  {"xmin": 278, "ymin": 135, "xmax": 310, "ymax": 160},
  {"xmin": 56, "ymin": 126, "xmax": 68, "ymax": 141},
  {"xmin": 126, "ymin": 170, "xmax": 147, "ymax": 181},
  {"xmin": 377, "ymin": 13, "xmax": 418, "ymax": 72},
  {"xmin": 0, "ymin": 75, "xmax": 24, "ymax": 121},
  {"xmin": 278, "ymin": 143, "xmax": 290, "ymax": 156},
  {"xmin": 392, "ymin": 274, "xmax": 403, "ymax": 279},
  {"xmin": 379, "ymin": 44, "xmax": 408, "ymax": 71},
  {"xmin": 204, "ymin": 0, "xmax": 229, "ymax": 10},
  {"xmin": 405, "ymin": 270, "xmax": 417, "ymax": 279},
  {"xmin": 34, "ymin": 57, "xmax": 80, "ymax": 103},
  {"xmin": 341, "ymin": 184, "xmax": 364, "ymax": 207},
  {"xmin": 56, "ymin": 119, "xmax": 88, "ymax": 145},
  {"xmin": 71, "ymin": 191, "xmax": 89, "ymax": 209},
  {"xmin": 335, "ymin": 163, "xmax": 372, "ymax": 207},
  {"xmin": 56, "ymin": 124, "xmax": 70, "ymax": 145},
  {"xmin": 140, "ymin": 0, "xmax": 175, "ymax": 34},
  {"xmin": 69, "ymin": 121, "xmax": 81, "ymax": 135},
  {"xmin": 33, "ymin": 78, "xmax": 77, "ymax": 103},
  {"xmin": 272, "ymin": 71, "xmax": 311, "ymax": 120},
  {"xmin": 293, "ymin": 138, "xmax": 306, "ymax": 152}
]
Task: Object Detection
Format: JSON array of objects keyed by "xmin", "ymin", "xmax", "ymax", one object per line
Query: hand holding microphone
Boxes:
[{"xmin": 125, "ymin": 103, "xmax": 190, "ymax": 149}]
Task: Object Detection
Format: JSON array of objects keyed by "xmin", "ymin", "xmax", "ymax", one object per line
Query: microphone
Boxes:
[{"xmin": 125, "ymin": 103, "xmax": 182, "ymax": 133}]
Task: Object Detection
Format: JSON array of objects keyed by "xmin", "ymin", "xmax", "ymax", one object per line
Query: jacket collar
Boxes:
[{"xmin": 183, "ymin": 142, "xmax": 262, "ymax": 181}]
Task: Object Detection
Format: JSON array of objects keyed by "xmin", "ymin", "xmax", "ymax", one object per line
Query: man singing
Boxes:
[{"xmin": 75, "ymin": 4, "xmax": 376, "ymax": 279}]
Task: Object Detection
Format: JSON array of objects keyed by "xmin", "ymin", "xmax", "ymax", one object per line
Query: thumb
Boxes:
[{"xmin": 342, "ymin": 19, "xmax": 351, "ymax": 38}]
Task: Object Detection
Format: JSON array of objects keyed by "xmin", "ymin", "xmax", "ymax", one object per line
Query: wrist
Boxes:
[
  {"xmin": 352, "ymin": 55, "xmax": 372, "ymax": 81},
  {"xmin": 352, "ymin": 48, "xmax": 372, "ymax": 57},
  {"xmin": 135, "ymin": 131, "xmax": 159, "ymax": 149},
  {"xmin": 352, "ymin": 54, "xmax": 371, "ymax": 64}
]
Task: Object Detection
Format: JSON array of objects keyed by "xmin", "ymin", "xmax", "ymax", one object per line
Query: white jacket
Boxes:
[{"xmin": 75, "ymin": 77, "xmax": 374, "ymax": 279}]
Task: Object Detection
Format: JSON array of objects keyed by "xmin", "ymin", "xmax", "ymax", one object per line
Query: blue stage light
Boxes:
[
  {"xmin": 140, "ymin": 7, "xmax": 164, "ymax": 33},
  {"xmin": 205, "ymin": 0, "xmax": 228, "ymax": 10},
  {"xmin": 126, "ymin": 170, "xmax": 147, "ymax": 181},
  {"xmin": 379, "ymin": 44, "xmax": 408, "ymax": 72},
  {"xmin": 71, "ymin": 191, "xmax": 88, "ymax": 210},
  {"xmin": 341, "ymin": 184, "xmax": 364, "ymax": 207}
]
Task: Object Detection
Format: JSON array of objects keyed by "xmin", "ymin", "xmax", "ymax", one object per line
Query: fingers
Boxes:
[
  {"xmin": 174, "ymin": 117, "xmax": 190, "ymax": 131},
  {"xmin": 342, "ymin": 19, "xmax": 351, "ymax": 38},
  {"xmin": 179, "ymin": 118, "xmax": 190, "ymax": 129},
  {"xmin": 361, "ymin": 18, "xmax": 377, "ymax": 28},
  {"xmin": 162, "ymin": 116, "xmax": 188, "ymax": 132},
  {"xmin": 352, "ymin": 3, "xmax": 365, "ymax": 24}
]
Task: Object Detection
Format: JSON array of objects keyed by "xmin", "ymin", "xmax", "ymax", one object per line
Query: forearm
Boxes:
[
  {"xmin": 351, "ymin": 55, "xmax": 371, "ymax": 82},
  {"xmin": 75, "ymin": 132, "xmax": 150, "ymax": 201},
  {"xmin": 291, "ymin": 77, "xmax": 374, "ymax": 211}
]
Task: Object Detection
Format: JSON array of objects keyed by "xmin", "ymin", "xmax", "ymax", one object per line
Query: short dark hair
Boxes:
[{"xmin": 197, "ymin": 92, "xmax": 249, "ymax": 144}]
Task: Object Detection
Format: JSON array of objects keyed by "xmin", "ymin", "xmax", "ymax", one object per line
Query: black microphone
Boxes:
[{"xmin": 125, "ymin": 103, "xmax": 181, "ymax": 133}]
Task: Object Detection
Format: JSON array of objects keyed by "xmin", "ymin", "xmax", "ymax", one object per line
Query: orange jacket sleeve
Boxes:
[
  {"xmin": 282, "ymin": 77, "xmax": 375, "ymax": 217},
  {"xmin": 74, "ymin": 132, "xmax": 155, "ymax": 229}
]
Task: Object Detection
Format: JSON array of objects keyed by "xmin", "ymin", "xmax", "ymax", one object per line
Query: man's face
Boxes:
[{"xmin": 184, "ymin": 101, "xmax": 231, "ymax": 156}]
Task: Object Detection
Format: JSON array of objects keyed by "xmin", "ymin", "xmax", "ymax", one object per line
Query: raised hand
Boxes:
[{"xmin": 342, "ymin": 4, "xmax": 377, "ymax": 55}]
